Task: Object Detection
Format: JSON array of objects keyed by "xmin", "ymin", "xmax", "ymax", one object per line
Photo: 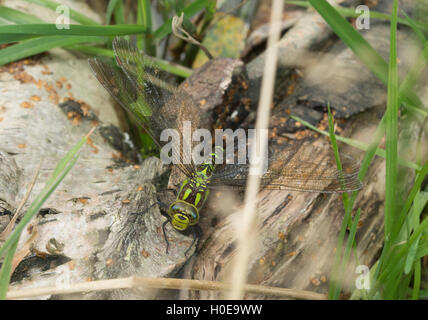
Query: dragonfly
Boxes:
[{"xmin": 89, "ymin": 37, "xmax": 362, "ymax": 254}]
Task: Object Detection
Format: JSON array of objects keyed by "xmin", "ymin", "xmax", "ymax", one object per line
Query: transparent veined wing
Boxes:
[
  {"xmin": 89, "ymin": 37, "xmax": 201, "ymax": 178},
  {"xmin": 208, "ymin": 143, "xmax": 362, "ymax": 193}
]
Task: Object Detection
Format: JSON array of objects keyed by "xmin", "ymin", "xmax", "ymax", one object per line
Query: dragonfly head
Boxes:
[{"xmin": 168, "ymin": 200, "xmax": 199, "ymax": 231}]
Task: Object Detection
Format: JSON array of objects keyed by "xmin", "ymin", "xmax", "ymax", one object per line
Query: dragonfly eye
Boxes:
[
  {"xmin": 169, "ymin": 201, "xmax": 199, "ymax": 231},
  {"xmin": 171, "ymin": 213, "xmax": 189, "ymax": 231}
]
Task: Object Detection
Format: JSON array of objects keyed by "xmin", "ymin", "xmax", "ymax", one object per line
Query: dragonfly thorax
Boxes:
[{"xmin": 168, "ymin": 200, "xmax": 200, "ymax": 231}]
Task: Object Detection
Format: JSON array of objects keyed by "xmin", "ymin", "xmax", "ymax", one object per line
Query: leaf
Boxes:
[{"xmin": 193, "ymin": 13, "xmax": 247, "ymax": 68}]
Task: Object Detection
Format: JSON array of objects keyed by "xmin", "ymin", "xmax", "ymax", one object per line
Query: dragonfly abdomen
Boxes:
[{"xmin": 177, "ymin": 146, "xmax": 223, "ymax": 210}]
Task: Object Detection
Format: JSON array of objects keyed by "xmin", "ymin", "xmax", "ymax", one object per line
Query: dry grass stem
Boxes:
[
  {"xmin": 7, "ymin": 276, "xmax": 326, "ymax": 300},
  {"xmin": 228, "ymin": 0, "xmax": 284, "ymax": 299}
]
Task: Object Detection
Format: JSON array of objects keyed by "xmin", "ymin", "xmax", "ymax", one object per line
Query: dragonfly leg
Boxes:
[
  {"xmin": 156, "ymin": 187, "xmax": 178, "ymax": 199},
  {"xmin": 157, "ymin": 201, "xmax": 170, "ymax": 211},
  {"xmin": 171, "ymin": 187, "xmax": 178, "ymax": 198},
  {"xmin": 184, "ymin": 226, "xmax": 202, "ymax": 257},
  {"xmin": 132, "ymin": 201, "xmax": 171, "ymax": 254},
  {"xmin": 131, "ymin": 201, "xmax": 168, "ymax": 215},
  {"xmin": 162, "ymin": 219, "xmax": 170, "ymax": 254}
]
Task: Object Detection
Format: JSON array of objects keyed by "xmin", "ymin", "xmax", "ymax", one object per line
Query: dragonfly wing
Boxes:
[
  {"xmin": 113, "ymin": 37, "xmax": 203, "ymax": 175},
  {"xmin": 89, "ymin": 38, "xmax": 201, "ymax": 177},
  {"xmin": 208, "ymin": 144, "xmax": 362, "ymax": 193}
]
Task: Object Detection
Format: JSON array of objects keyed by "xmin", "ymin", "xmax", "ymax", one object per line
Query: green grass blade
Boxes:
[
  {"xmin": 106, "ymin": 0, "xmax": 120, "ymax": 25},
  {"xmin": 406, "ymin": 191, "xmax": 428, "ymax": 237},
  {"xmin": 410, "ymin": 216, "xmax": 428, "ymax": 249},
  {"xmin": 373, "ymin": 214, "xmax": 428, "ymax": 297},
  {"xmin": 369, "ymin": 0, "xmax": 401, "ymax": 297},
  {"xmin": 403, "ymin": 191, "xmax": 428, "ymax": 274},
  {"xmin": 416, "ymin": 235, "xmax": 428, "ymax": 259},
  {"xmin": 327, "ymin": 105, "xmax": 349, "ymax": 204},
  {"xmin": 0, "ymin": 35, "xmax": 105, "ymax": 66},
  {"xmin": 397, "ymin": 273, "xmax": 413, "ymax": 299},
  {"xmin": 138, "ymin": 0, "xmax": 155, "ymax": 55},
  {"xmin": 332, "ymin": 209, "xmax": 361, "ymax": 299},
  {"xmin": 326, "ymin": 104, "xmax": 354, "ymax": 299},
  {"xmin": 0, "ymin": 239, "xmax": 19, "ymax": 300},
  {"xmin": 383, "ymin": 0, "xmax": 399, "ymax": 253},
  {"xmin": 327, "ymin": 105, "xmax": 342, "ymax": 170},
  {"xmin": 0, "ymin": 5, "xmax": 44, "ymax": 24},
  {"xmin": 326, "ymin": 125, "xmax": 367, "ymax": 298},
  {"xmin": 342, "ymin": 118, "xmax": 387, "ymax": 289},
  {"xmin": 136, "ymin": 0, "xmax": 144, "ymax": 49},
  {"xmin": 412, "ymin": 259, "xmax": 421, "ymax": 299},
  {"xmin": 113, "ymin": 0, "xmax": 125, "ymax": 25},
  {"xmin": 0, "ymin": 23, "xmax": 147, "ymax": 38},
  {"xmin": 22, "ymin": 0, "xmax": 99, "ymax": 25}
]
